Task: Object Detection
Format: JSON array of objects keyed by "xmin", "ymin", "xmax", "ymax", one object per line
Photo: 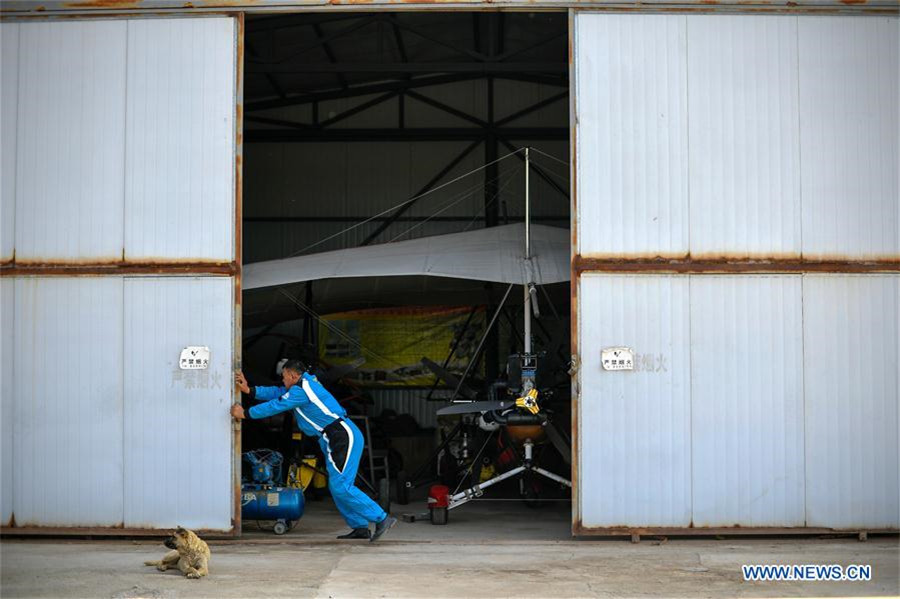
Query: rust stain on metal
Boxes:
[
  {"xmin": 12, "ymin": 256, "xmax": 123, "ymax": 267},
  {"xmin": 574, "ymin": 525, "xmax": 896, "ymax": 536},
  {"xmin": 567, "ymin": 7, "xmax": 578, "ymax": 537},
  {"xmin": 235, "ymin": 105, "xmax": 243, "ymax": 147},
  {"xmin": 231, "ymin": 10, "xmax": 245, "ymax": 539},
  {"xmin": 2, "ymin": 3, "xmax": 894, "ymax": 17},
  {"xmin": 573, "ymin": 256, "xmax": 900, "ymax": 274},
  {"xmin": 125, "ymin": 256, "xmax": 238, "ymax": 265},
  {"xmin": 8, "ymin": 254, "xmax": 244, "ymax": 268},
  {"xmin": 0, "ymin": 1, "xmax": 894, "ymax": 16},
  {"xmin": 234, "ymin": 119, "xmax": 243, "ymax": 149},
  {"xmin": 803, "ymin": 250, "xmax": 900, "ymax": 262},
  {"xmin": 63, "ymin": 0, "xmax": 141, "ymax": 8},
  {"xmin": 2, "ymin": 263, "xmax": 238, "ymax": 277},
  {"xmin": 325, "ymin": 0, "xmax": 457, "ymax": 3},
  {"xmin": 691, "ymin": 250, "xmax": 802, "ymax": 261},
  {"xmin": 580, "ymin": 250, "xmax": 690, "ymax": 261},
  {"xmin": 565, "ymin": 4, "xmax": 893, "ymax": 13},
  {"xmin": 232, "ymin": 297, "xmax": 243, "ymax": 538},
  {"xmin": 208, "ymin": 0, "xmax": 262, "ymax": 8},
  {"xmin": 8, "ymin": 254, "xmax": 236, "ymax": 267},
  {"xmin": 1, "ymin": 526, "xmax": 238, "ymax": 538},
  {"xmin": 235, "ymin": 11, "xmax": 244, "ymax": 287}
]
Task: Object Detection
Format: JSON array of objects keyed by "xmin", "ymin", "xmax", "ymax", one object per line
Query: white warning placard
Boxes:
[
  {"xmin": 179, "ymin": 346, "xmax": 210, "ymax": 370},
  {"xmin": 601, "ymin": 347, "xmax": 634, "ymax": 371}
]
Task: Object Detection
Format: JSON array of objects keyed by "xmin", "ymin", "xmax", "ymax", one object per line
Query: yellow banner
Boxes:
[{"xmin": 319, "ymin": 306, "xmax": 485, "ymax": 387}]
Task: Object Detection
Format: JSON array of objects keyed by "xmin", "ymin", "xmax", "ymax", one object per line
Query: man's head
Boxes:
[{"xmin": 281, "ymin": 359, "xmax": 307, "ymax": 389}]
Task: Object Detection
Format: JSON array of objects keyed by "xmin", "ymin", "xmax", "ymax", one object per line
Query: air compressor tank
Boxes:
[{"xmin": 241, "ymin": 485, "xmax": 305, "ymax": 534}]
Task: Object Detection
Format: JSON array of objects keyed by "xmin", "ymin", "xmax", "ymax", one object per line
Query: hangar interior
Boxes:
[{"xmin": 238, "ymin": 11, "xmax": 573, "ymax": 528}]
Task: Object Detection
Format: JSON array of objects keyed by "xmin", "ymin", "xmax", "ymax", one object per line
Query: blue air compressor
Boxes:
[{"xmin": 241, "ymin": 449, "xmax": 304, "ymax": 535}]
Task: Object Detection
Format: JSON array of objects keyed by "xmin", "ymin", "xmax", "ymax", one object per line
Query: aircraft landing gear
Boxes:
[{"xmin": 446, "ymin": 439, "xmax": 571, "ymax": 511}]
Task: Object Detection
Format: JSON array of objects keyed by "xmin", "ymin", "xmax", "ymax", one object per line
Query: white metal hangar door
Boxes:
[
  {"xmin": 1, "ymin": 16, "xmax": 239, "ymax": 533},
  {"xmin": 572, "ymin": 13, "xmax": 899, "ymax": 534}
]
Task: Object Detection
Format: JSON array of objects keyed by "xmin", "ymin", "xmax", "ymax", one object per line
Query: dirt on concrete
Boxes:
[{"xmin": 2, "ymin": 503, "xmax": 898, "ymax": 598}]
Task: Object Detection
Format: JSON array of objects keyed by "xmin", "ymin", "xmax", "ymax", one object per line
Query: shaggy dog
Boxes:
[{"xmin": 143, "ymin": 526, "xmax": 210, "ymax": 579}]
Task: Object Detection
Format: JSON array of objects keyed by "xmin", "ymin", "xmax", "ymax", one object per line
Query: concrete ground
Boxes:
[{"xmin": 2, "ymin": 501, "xmax": 898, "ymax": 598}]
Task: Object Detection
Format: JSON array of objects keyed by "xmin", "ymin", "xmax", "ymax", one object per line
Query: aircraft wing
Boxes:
[
  {"xmin": 243, "ymin": 223, "xmax": 569, "ymax": 291},
  {"xmin": 436, "ymin": 400, "xmax": 516, "ymax": 416}
]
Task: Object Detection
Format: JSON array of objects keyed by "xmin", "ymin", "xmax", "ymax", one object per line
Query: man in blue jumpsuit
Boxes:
[{"xmin": 232, "ymin": 360, "xmax": 397, "ymax": 541}]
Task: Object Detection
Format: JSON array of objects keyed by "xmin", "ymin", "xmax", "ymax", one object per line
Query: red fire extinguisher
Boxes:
[{"xmin": 428, "ymin": 484, "xmax": 449, "ymax": 525}]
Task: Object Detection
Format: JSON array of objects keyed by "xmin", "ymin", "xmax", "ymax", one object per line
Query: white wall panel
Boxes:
[
  {"xmin": 14, "ymin": 21, "xmax": 127, "ymax": 262},
  {"xmin": 125, "ymin": 17, "xmax": 235, "ymax": 262},
  {"xmin": 1, "ymin": 24, "xmax": 18, "ymax": 263},
  {"xmin": 803, "ymin": 275, "xmax": 899, "ymax": 528},
  {"xmin": 575, "ymin": 14, "xmax": 898, "ymax": 261},
  {"xmin": 799, "ymin": 17, "xmax": 899, "ymax": 259},
  {"xmin": 576, "ymin": 15, "xmax": 689, "ymax": 258},
  {"xmin": 124, "ymin": 277, "xmax": 233, "ymax": 530},
  {"xmin": 687, "ymin": 16, "xmax": 801, "ymax": 258},
  {"xmin": 1, "ymin": 278, "xmax": 13, "ymax": 525},
  {"xmin": 13, "ymin": 278, "xmax": 124, "ymax": 526},
  {"xmin": 579, "ymin": 275, "xmax": 691, "ymax": 527},
  {"xmin": 690, "ymin": 276, "xmax": 805, "ymax": 527},
  {"xmin": 573, "ymin": 13, "xmax": 897, "ymax": 531}
]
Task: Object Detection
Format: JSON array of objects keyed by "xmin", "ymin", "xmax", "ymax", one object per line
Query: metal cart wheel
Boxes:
[
  {"xmin": 431, "ymin": 507, "xmax": 448, "ymax": 525},
  {"xmin": 273, "ymin": 520, "xmax": 288, "ymax": 535}
]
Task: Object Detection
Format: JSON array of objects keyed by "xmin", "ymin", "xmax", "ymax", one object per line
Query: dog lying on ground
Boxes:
[{"xmin": 143, "ymin": 526, "xmax": 210, "ymax": 579}]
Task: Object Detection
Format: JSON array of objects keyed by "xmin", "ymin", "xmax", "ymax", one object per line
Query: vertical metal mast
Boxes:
[{"xmin": 523, "ymin": 147, "xmax": 532, "ymax": 355}]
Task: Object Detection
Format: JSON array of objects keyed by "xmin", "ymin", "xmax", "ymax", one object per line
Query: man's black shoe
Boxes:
[
  {"xmin": 336, "ymin": 528, "xmax": 370, "ymax": 540},
  {"xmin": 370, "ymin": 516, "xmax": 397, "ymax": 543}
]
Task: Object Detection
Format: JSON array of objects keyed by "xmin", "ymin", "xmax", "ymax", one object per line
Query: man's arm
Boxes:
[
  {"xmin": 247, "ymin": 386, "xmax": 308, "ymax": 419},
  {"xmin": 251, "ymin": 385, "xmax": 288, "ymax": 400},
  {"xmin": 232, "ymin": 371, "xmax": 291, "ymax": 421},
  {"xmin": 234, "ymin": 371, "xmax": 286, "ymax": 401}
]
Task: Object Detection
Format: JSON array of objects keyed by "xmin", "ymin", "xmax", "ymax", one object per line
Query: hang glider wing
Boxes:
[{"xmin": 243, "ymin": 224, "xmax": 570, "ymax": 291}]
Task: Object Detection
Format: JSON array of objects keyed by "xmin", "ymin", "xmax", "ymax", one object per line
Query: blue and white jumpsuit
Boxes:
[{"xmin": 246, "ymin": 373, "xmax": 387, "ymax": 529}]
